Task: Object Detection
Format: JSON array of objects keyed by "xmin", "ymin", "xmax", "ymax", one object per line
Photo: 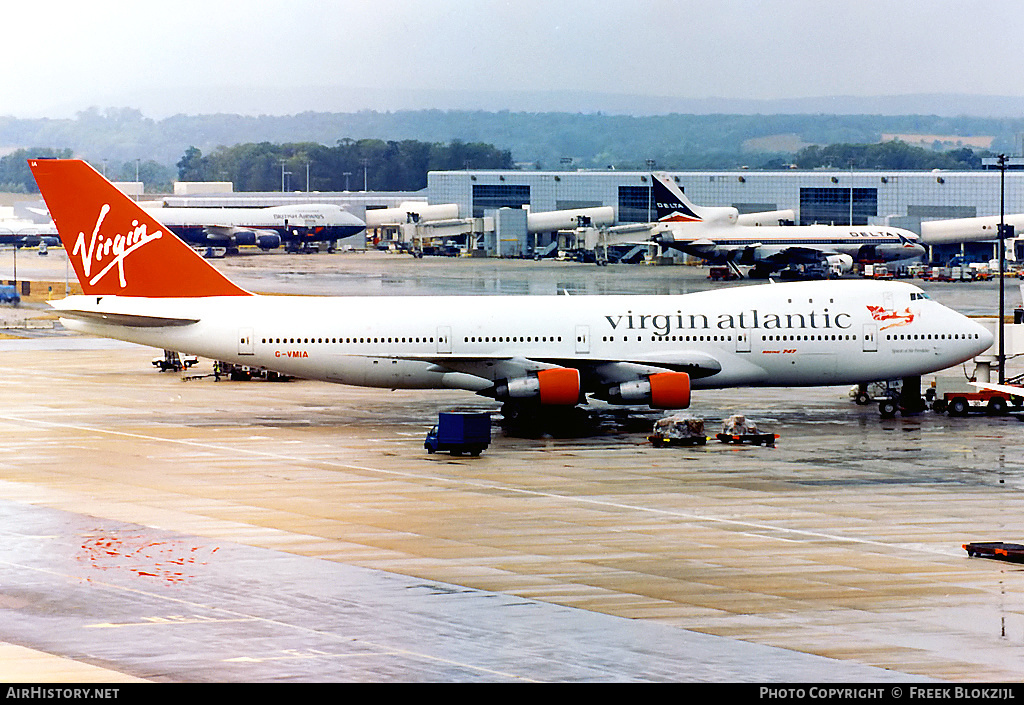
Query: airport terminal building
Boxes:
[
  {"xmin": 426, "ymin": 168, "xmax": 1024, "ymax": 262},
  {"xmin": 155, "ymin": 168, "xmax": 1024, "ymax": 262}
]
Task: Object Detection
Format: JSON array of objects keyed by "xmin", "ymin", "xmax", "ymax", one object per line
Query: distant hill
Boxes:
[
  {"xmin": 72, "ymin": 84, "xmax": 1024, "ymax": 120},
  {"xmin": 2, "ymin": 102, "xmax": 1023, "ymax": 183}
]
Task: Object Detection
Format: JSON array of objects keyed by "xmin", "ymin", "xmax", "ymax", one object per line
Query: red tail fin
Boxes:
[{"xmin": 29, "ymin": 159, "xmax": 250, "ymax": 297}]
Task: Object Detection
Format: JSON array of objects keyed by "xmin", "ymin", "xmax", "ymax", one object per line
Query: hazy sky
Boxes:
[{"xmin": 7, "ymin": 0, "xmax": 1023, "ymax": 118}]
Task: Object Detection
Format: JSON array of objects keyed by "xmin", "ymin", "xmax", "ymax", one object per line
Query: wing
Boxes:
[
  {"xmin": 752, "ymin": 245, "xmax": 838, "ymax": 265},
  {"xmin": 387, "ymin": 350, "xmax": 723, "ymax": 386}
]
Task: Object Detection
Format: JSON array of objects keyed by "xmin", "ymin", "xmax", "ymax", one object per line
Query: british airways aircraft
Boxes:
[
  {"xmin": 650, "ymin": 172, "xmax": 926, "ymax": 278},
  {"xmin": 29, "ymin": 159, "xmax": 991, "ymax": 419},
  {"xmin": 139, "ymin": 202, "xmax": 366, "ymax": 253}
]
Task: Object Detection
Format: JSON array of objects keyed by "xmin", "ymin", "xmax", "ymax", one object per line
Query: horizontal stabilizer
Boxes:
[{"xmin": 52, "ymin": 308, "xmax": 199, "ymax": 328}]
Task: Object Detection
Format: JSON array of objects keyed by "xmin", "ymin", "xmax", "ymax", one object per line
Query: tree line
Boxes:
[
  {"xmin": 176, "ymin": 139, "xmax": 514, "ymax": 192},
  {"xmin": 0, "ymin": 147, "xmax": 173, "ymax": 193},
  {"xmin": 0, "ymin": 137, "xmax": 1003, "ymax": 195},
  {"xmin": 788, "ymin": 140, "xmax": 993, "ymax": 171}
]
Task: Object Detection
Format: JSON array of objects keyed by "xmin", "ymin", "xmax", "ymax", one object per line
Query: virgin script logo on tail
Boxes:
[{"xmin": 74, "ymin": 203, "xmax": 163, "ymax": 288}]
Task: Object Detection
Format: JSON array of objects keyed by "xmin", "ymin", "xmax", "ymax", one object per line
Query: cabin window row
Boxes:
[
  {"xmin": 763, "ymin": 334, "xmax": 856, "ymax": 341},
  {"xmin": 464, "ymin": 336, "xmax": 563, "ymax": 343},
  {"xmin": 885, "ymin": 332, "xmax": 981, "ymax": 341},
  {"xmin": 648, "ymin": 335, "xmax": 733, "ymax": 342},
  {"xmin": 262, "ymin": 336, "xmax": 437, "ymax": 344}
]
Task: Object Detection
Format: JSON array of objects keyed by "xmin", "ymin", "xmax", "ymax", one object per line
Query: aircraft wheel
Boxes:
[
  {"xmin": 987, "ymin": 397, "xmax": 1008, "ymax": 416},
  {"xmin": 878, "ymin": 399, "xmax": 898, "ymax": 418},
  {"xmin": 948, "ymin": 397, "xmax": 970, "ymax": 417}
]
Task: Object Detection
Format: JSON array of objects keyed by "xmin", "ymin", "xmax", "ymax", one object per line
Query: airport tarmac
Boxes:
[{"xmin": 1, "ymin": 249, "xmax": 1023, "ymax": 682}]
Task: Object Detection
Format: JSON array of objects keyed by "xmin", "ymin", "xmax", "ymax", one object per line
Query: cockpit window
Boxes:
[{"xmin": 910, "ymin": 292, "xmax": 931, "ymax": 301}]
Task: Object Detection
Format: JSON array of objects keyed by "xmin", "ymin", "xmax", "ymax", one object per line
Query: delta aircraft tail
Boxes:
[
  {"xmin": 650, "ymin": 172, "xmax": 738, "ymax": 225},
  {"xmin": 28, "ymin": 159, "xmax": 250, "ymax": 298}
]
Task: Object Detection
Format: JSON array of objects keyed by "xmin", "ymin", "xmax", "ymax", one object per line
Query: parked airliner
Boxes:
[
  {"xmin": 650, "ymin": 173, "xmax": 926, "ymax": 278},
  {"xmin": 29, "ymin": 159, "xmax": 992, "ymax": 418},
  {"xmin": 139, "ymin": 202, "xmax": 366, "ymax": 252}
]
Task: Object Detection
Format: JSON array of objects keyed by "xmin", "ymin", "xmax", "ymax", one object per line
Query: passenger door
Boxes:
[
  {"xmin": 862, "ymin": 324, "xmax": 878, "ymax": 352},
  {"xmin": 436, "ymin": 326, "xmax": 452, "ymax": 354},
  {"xmin": 735, "ymin": 330, "xmax": 751, "ymax": 353},
  {"xmin": 575, "ymin": 325, "xmax": 590, "ymax": 354},
  {"xmin": 238, "ymin": 327, "xmax": 254, "ymax": 356}
]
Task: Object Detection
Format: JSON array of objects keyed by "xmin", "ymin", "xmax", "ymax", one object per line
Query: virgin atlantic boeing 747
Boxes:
[{"xmin": 29, "ymin": 159, "xmax": 991, "ymax": 419}]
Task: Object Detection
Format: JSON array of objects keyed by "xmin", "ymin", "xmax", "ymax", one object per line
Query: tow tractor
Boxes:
[{"xmin": 930, "ymin": 375, "xmax": 1024, "ymax": 416}]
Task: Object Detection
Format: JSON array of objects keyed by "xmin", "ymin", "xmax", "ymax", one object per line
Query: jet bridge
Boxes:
[{"xmin": 379, "ymin": 205, "xmax": 620, "ymax": 258}]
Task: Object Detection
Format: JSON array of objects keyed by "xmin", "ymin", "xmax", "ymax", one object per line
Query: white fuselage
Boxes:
[
  {"xmin": 140, "ymin": 203, "xmax": 364, "ymax": 230},
  {"xmin": 52, "ymin": 280, "xmax": 992, "ymax": 401},
  {"xmin": 656, "ymin": 222, "xmax": 925, "ymax": 264}
]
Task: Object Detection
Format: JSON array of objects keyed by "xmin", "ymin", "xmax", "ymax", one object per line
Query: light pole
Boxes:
[
  {"xmin": 0, "ymin": 229, "xmax": 12, "ymax": 285},
  {"xmin": 998, "ymin": 154, "xmax": 1007, "ymax": 384},
  {"xmin": 849, "ymin": 160, "xmax": 854, "ymax": 225}
]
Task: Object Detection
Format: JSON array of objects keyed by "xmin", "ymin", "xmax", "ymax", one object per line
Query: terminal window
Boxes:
[
  {"xmin": 472, "ymin": 184, "xmax": 530, "ymax": 217},
  {"xmin": 618, "ymin": 186, "xmax": 654, "ymax": 223},
  {"xmin": 800, "ymin": 187, "xmax": 877, "ymax": 226}
]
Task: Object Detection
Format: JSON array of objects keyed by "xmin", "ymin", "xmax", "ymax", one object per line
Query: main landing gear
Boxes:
[{"xmin": 872, "ymin": 375, "xmax": 926, "ymax": 419}]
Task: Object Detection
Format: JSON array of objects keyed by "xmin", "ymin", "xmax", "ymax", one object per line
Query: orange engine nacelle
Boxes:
[
  {"xmin": 611, "ymin": 372, "xmax": 691, "ymax": 409},
  {"xmin": 498, "ymin": 367, "xmax": 581, "ymax": 406},
  {"xmin": 648, "ymin": 372, "xmax": 691, "ymax": 409}
]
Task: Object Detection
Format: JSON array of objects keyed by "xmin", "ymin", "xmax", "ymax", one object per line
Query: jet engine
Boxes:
[
  {"xmin": 607, "ymin": 372, "xmax": 691, "ymax": 409},
  {"xmin": 825, "ymin": 254, "xmax": 853, "ymax": 274},
  {"xmin": 231, "ymin": 229, "xmax": 281, "ymax": 250},
  {"xmin": 254, "ymin": 231, "xmax": 282, "ymax": 250},
  {"xmin": 493, "ymin": 367, "xmax": 581, "ymax": 406}
]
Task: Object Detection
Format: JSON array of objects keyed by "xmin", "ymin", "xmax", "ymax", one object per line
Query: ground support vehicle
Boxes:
[
  {"xmin": 649, "ymin": 415, "xmax": 707, "ymax": 446},
  {"xmin": 931, "ymin": 377, "xmax": 1022, "ymax": 416},
  {"xmin": 425, "ymin": 412, "xmax": 491, "ymax": 456},
  {"xmin": 211, "ymin": 361, "xmax": 292, "ymax": 382},
  {"xmin": 964, "ymin": 542, "xmax": 1024, "ymax": 563},
  {"xmin": 851, "ymin": 380, "xmax": 901, "ymax": 407},
  {"xmin": 0, "ymin": 285, "xmax": 20, "ymax": 305},
  {"xmin": 863, "ymin": 264, "xmax": 893, "ymax": 279},
  {"xmin": 707, "ymin": 267, "xmax": 739, "ymax": 281},
  {"xmin": 152, "ymin": 350, "xmax": 199, "ymax": 372}
]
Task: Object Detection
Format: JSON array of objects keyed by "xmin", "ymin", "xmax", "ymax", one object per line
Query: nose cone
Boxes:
[{"xmin": 975, "ymin": 319, "xmax": 995, "ymax": 354}]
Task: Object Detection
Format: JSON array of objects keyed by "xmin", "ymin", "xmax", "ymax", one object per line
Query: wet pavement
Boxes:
[
  {"xmin": 0, "ymin": 495, "xmax": 919, "ymax": 682},
  {"xmin": 0, "ymin": 249, "xmax": 1022, "ymax": 682}
]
